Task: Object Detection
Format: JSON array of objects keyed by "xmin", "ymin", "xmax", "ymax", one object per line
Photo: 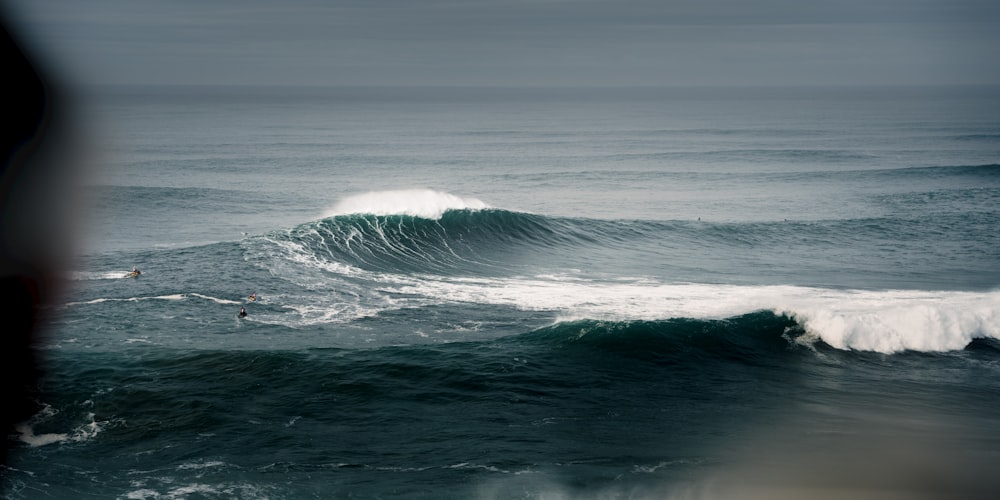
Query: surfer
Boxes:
[{"xmin": 239, "ymin": 306, "xmax": 247, "ymax": 318}]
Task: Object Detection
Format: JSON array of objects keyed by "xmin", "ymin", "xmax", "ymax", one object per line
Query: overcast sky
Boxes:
[{"xmin": 4, "ymin": 0, "xmax": 1000, "ymax": 87}]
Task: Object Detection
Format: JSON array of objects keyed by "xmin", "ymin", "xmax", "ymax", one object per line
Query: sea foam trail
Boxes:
[
  {"xmin": 325, "ymin": 189, "xmax": 490, "ymax": 220},
  {"xmin": 70, "ymin": 270, "xmax": 140, "ymax": 280},
  {"xmin": 64, "ymin": 293, "xmax": 241, "ymax": 307}
]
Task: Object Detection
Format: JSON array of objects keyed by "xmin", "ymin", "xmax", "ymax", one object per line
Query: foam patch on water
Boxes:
[
  {"xmin": 326, "ymin": 189, "xmax": 490, "ymax": 220},
  {"xmin": 16, "ymin": 406, "xmax": 107, "ymax": 447},
  {"xmin": 177, "ymin": 460, "xmax": 227, "ymax": 470}
]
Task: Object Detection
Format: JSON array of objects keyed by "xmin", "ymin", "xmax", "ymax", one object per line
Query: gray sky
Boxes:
[{"xmin": 5, "ymin": 0, "xmax": 1000, "ymax": 87}]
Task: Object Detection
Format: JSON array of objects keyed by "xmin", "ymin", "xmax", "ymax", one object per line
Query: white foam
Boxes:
[
  {"xmin": 392, "ymin": 276, "xmax": 773, "ymax": 320},
  {"xmin": 326, "ymin": 189, "xmax": 490, "ymax": 220},
  {"xmin": 65, "ymin": 293, "xmax": 242, "ymax": 308},
  {"xmin": 70, "ymin": 412, "xmax": 106, "ymax": 442},
  {"xmin": 15, "ymin": 423, "xmax": 68, "ymax": 447},
  {"xmin": 69, "ymin": 270, "xmax": 142, "ymax": 280},
  {"xmin": 152, "ymin": 294, "xmax": 186, "ymax": 301},
  {"xmin": 383, "ymin": 276, "xmax": 1000, "ymax": 353},
  {"xmin": 774, "ymin": 289, "xmax": 1000, "ymax": 353},
  {"xmin": 124, "ymin": 489, "xmax": 160, "ymax": 499},
  {"xmin": 251, "ymin": 301, "xmax": 379, "ymax": 328},
  {"xmin": 165, "ymin": 484, "xmax": 221, "ymax": 497},
  {"xmin": 64, "ymin": 298, "xmax": 110, "ymax": 306},
  {"xmin": 16, "ymin": 408, "xmax": 107, "ymax": 447},
  {"xmin": 177, "ymin": 461, "xmax": 226, "ymax": 470}
]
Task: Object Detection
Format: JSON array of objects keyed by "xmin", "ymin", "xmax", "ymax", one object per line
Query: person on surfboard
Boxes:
[{"xmin": 132, "ymin": 266, "xmax": 140, "ymax": 275}]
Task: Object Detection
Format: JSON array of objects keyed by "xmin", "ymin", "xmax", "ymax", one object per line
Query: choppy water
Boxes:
[{"xmin": 4, "ymin": 86, "xmax": 1000, "ymax": 499}]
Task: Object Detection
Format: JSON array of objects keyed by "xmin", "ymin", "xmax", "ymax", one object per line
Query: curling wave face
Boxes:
[{"xmin": 223, "ymin": 190, "xmax": 1000, "ymax": 353}]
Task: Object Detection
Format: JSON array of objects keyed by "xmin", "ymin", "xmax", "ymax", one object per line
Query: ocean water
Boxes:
[{"xmin": 4, "ymin": 85, "xmax": 1000, "ymax": 499}]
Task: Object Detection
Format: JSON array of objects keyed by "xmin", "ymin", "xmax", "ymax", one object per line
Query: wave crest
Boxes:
[
  {"xmin": 325, "ymin": 189, "xmax": 491, "ymax": 220},
  {"xmin": 534, "ymin": 288, "xmax": 1000, "ymax": 356},
  {"xmin": 778, "ymin": 290, "xmax": 1000, "ymax": 353}
]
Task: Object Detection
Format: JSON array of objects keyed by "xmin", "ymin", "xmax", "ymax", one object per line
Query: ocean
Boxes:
[{"xmin": 3, "ymin": 85, "xmax": 1000, "ymax": 499}]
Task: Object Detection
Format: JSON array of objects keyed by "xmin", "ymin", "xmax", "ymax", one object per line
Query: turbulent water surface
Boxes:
[{"xmin": 4, "ymin": 85, "xmax": 1000, "ymax": 499}]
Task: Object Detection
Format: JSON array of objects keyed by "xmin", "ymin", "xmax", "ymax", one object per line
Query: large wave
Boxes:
[
  {"xmin": 240, "ymin": 246, "xmax": 1000, "ymax": 354},
  {"xmin": 239, "ymin": 190, "xmax": 1000, "ymax": 354},
  {"xmin": 261, "ymin": 197, "xmax": 999, "ymax": 289},
  {"xmin": 272, "ymin": 191, "xmax": 613, "ymax": 276}
]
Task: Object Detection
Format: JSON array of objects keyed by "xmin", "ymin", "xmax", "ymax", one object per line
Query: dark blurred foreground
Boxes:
[{"xmin": 1, "ymin": 7, "xmax": 75, "ymax": 465}]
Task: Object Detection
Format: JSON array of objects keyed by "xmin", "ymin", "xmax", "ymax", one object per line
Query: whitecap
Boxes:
[{"xmin": 326, "ymin": 189, "xmax": 490, "ymax": 220}]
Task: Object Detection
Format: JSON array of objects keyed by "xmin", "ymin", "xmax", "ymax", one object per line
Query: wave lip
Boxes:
[
  {"xmin": 778, "ymin": 289, "xmax": 1000, "ymax": 354},
  {"xmin": 325, "ymin": 189, "xmax": 491, "ymax": 220}
]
